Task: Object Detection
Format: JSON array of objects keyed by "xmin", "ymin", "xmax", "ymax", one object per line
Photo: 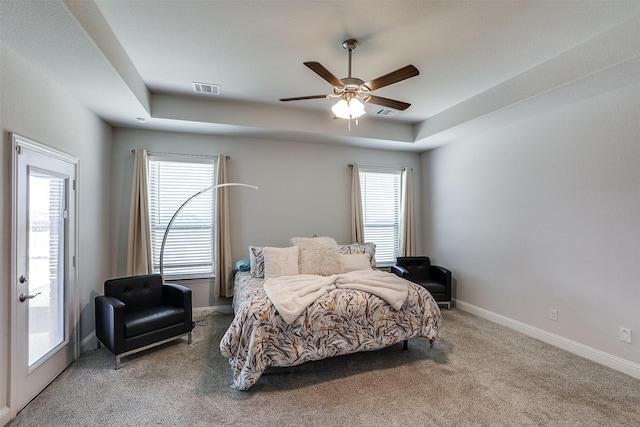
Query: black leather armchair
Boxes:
[
  {"xmin": 392, "ymin": 257, "xmax": 452, "ymax": 309},
  {"xmin": 95, "ymin": 274, "xmax": 194, "ymax": 369}
]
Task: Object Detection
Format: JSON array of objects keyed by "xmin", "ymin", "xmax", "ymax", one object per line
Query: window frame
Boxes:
[
  {"xmin": 148, "ymin": 154, "xmax": 217, "ymax": 280},
  {"xmin": 358, "ymin": 167, "xmax": 403, "ymax": 267}
]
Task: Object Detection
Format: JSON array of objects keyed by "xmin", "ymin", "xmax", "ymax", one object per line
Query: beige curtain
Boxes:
[
  {"xmin": 400, "ymin": 167, "xmax": 415, "ymax": 256},
  {"xmin": 350, "ymin": 163, "xmax": 365, "ymax": 244},
  {"xmin": 215, "ymin": 155, "xmax": 233, "ymax": 297},
  {"xmin": 126, "ymin": 149, "xmax": 153, "ymax": 276}
]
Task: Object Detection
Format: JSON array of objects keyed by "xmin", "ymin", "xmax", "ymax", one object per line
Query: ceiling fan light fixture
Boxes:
[{"xmin": 332, "ymin": 97, "xmax": 365, "ymax": 120}]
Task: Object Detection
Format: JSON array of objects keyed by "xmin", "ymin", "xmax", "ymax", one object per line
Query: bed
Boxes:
[{"xmin": 219, "ymin": 238, "xmax": 442, "ymax": 390}]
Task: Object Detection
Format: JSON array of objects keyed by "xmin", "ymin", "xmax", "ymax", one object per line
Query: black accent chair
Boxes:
[
  {"xmin": 95, "ymin": 274, "xmax": 194, "ymax": 369},
  {"xmin": 392, "ymin": 257, "xmax": 452, "ymax": 309}
]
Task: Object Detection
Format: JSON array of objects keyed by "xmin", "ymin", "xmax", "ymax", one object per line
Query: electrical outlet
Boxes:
[
  {"xmin": 619, "ymin": 327, "xmax": 632, "ymax": 343},
  {"xmin": 549, "ymin": 308, "xmax": 558, "ymax": 321}
]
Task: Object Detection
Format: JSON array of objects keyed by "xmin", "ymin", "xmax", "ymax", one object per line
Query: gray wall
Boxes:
[
  {"xmin": 422, "ymin": 82, "xmax": 640, "ymax": 366},
  {"xmin": 0, "ymin": 44, "xmax": 112, "ymax": 422},
  {"xmin": 111, "ymin": 128, "xmax": 423, "ymax": 306}
]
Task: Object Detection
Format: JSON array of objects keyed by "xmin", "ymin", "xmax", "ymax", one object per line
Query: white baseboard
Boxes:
[
  {"xmin": 455, "ymin": 299, "xmax": 640, "ymax": 381},
  {"xmin": 0, "ymin": 406, "xmax": 10, "ymax": 427},
  {"xmin": 80, "ymin": 331, "xmax": 97, "ymax": 354}
]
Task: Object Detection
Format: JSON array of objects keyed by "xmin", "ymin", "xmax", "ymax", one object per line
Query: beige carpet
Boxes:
[{"xmin": 9, "ymin": 309, "xmax": 640, "ymax": 426}]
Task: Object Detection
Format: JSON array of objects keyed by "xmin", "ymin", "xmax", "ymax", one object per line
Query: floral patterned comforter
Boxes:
[{"xmin": 219, "ymin": 271, "xmax": 442, "ymax": 390}]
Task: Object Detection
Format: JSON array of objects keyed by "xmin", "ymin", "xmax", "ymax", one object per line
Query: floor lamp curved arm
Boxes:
[{"xmin": 159, "ymin": 182, "xmax": 259, "ymax": 278}]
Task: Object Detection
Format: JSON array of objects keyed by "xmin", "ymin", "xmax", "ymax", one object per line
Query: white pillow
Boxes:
[
  {"xmin": 337, "ymin": 242, "xmax": 377, "ymax": 268},
  {"xmin": 339, "ymin": 253, "xmax": 373, "ymax": 273},
  {"xmin": 290, "ymin": 236, "xmax": 338, "ymax": 249},
  {"xmin": 290, "ymin": 236, "xmax": 340, "ymax": 276},
  {"xmin": 263, "ymin": 246, "xmax": 299, "ymax": 278}
]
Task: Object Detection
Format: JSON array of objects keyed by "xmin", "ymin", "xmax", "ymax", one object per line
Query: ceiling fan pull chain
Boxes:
[{"xmin": 346, "ymin": 115, "xmax": 359, "ymax": 132}]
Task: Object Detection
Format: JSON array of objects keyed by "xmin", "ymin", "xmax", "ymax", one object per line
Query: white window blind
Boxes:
[
  {"xmin": 148, "ymin": 156, "xmax": 217, "ymax": 279},
  {"xmin": 359, "ymin": 168, "xmax": 402, "ymax": 266}
]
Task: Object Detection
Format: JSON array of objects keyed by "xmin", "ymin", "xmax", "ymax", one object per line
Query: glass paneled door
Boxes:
[
  {"xmin": 27, "ymin": 170, "xmax": 66, "ymax": 365},
  {"xmin": 11, "ymin": 135, "xmax": 77, "ymax": 417}
]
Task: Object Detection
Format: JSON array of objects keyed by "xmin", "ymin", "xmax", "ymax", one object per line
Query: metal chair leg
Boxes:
[{"xmin": 111, "ymin": 332, "xmax": 193, "ymax": 370}]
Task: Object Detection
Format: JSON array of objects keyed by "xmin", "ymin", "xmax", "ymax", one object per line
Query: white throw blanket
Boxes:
[{"xmin": 263, "ymin": 269, "xmax": 409, "ymax": 324}]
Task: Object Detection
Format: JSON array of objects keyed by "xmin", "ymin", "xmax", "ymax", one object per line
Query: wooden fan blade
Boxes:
[
  {"xmin": 280, "ymin": 95, "xmax": 328, "ymax": 102},
  {"xmin": 365, "ymin": 95, "xmax": 411, "ymax": 111},
  {"xmin": 304, "ymin": 62, "xmax": 344, "ymax": 87},
  {"xmin": 364, "ymin": 65, "xmax": 419, "ymax": 91}
]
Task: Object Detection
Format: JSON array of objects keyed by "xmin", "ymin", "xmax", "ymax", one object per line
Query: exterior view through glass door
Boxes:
[
  {"xmin": 11, "ymin": 135, "xmax": 77, "ymax": 416},
  {"xmin": 27, "ymin": 171, "xmax": 65, "ymax": 365}
]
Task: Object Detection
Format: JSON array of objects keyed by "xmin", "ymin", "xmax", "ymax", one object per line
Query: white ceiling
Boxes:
[{"xmin": 2, "ymin": 0, "xmax": 640, "ymax": 152}]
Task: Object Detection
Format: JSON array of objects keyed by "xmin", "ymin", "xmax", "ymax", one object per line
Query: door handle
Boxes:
[{"xmin": 19, "ymin": 292, "xmax": 41, "ymax": 303}]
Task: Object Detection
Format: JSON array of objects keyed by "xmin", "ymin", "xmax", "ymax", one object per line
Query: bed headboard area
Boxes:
[{"xmin": 246, "ymin": 236, "xmax": 376, "ymax": 279}]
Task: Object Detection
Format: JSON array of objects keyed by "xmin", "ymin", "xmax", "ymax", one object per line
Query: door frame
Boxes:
[{"xmin": 9, "ymin": 133, "xmax": 80, "ymax": 417}]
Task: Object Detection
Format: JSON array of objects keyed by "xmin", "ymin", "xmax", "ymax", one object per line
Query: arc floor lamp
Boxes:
[{"xmin": 159, "ymin": 182, "xmax": 258, "ymax": 277}]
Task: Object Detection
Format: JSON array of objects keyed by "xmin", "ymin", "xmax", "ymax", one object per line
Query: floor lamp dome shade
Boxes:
[{"xmin": 159, "ymin": 182, "xmax": 259, "ymax": 278}]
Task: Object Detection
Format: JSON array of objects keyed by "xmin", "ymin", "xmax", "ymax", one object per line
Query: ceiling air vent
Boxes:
[
  {"xmin": 192, "ymin": 82, "xmax": 220, "ymax": 95},
  {"xmin": 375, "ymin": 108, "xmax": 396, "ymax": 117}
]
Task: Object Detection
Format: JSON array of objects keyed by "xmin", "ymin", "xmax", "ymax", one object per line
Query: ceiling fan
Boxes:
[{"xmin": 280, "ymin": 39, "xmax": 419, "ymax": 121}]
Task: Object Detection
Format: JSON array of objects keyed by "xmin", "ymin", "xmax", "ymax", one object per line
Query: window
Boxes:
[
  {"xmin": 359, "ymin": 168, "xmax": 402, "ymax": 266},
  {"xmin": 148, "ymin": 155, "xmax": 217, "ymax": 279}
]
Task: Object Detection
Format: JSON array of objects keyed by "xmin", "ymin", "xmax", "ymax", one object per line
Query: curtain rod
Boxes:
[
  {"xmin": 349, "ymin": 163, "xmax": 410, "ymax": 171},
  {"xmin": 131, "ymin": 149, "xmax": 229, "ymax": 159}
]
